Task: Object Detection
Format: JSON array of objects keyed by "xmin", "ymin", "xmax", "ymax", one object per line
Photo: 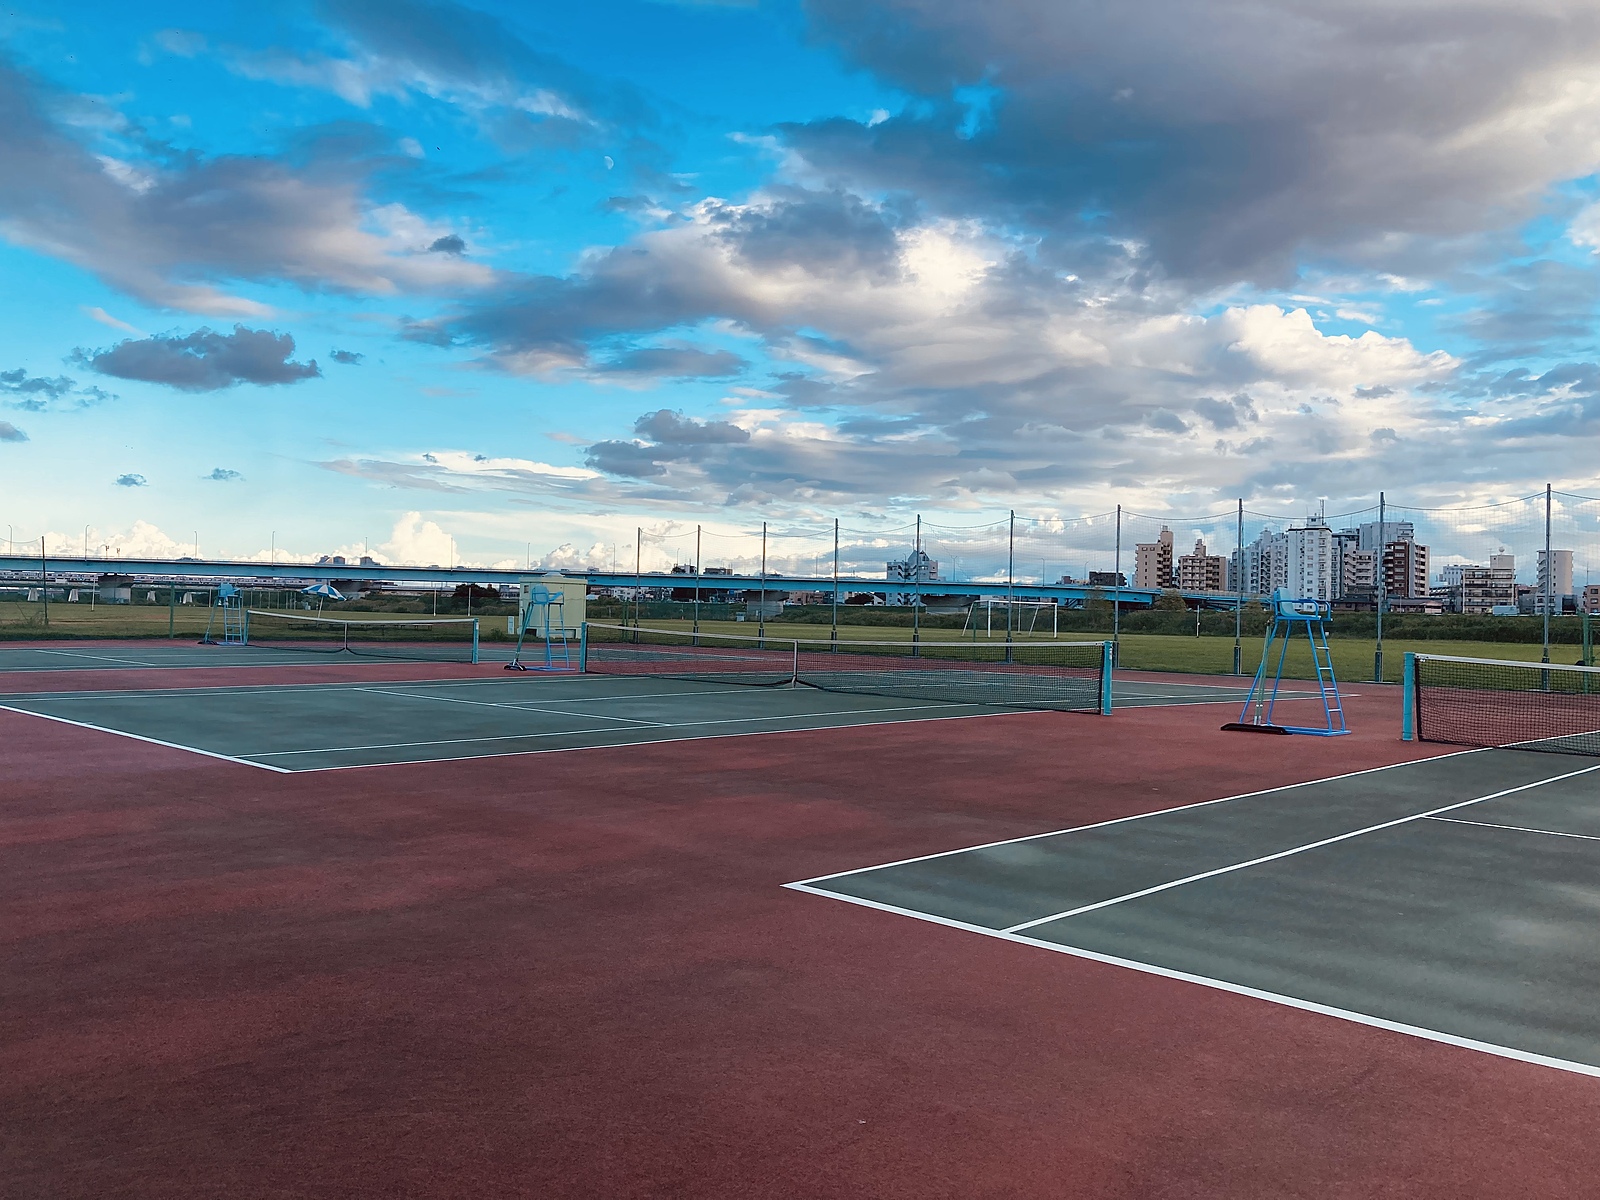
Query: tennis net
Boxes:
[
  {"xmin": 1407, "ymin": 653, "xmax": 1600, "ymax": 756},
  {"xmin": 244, "ymin": 610, "xmax": 479, "ymax": 663},
  {"xmin": 581, "ymin": 623, "xmax": 1111, "ymax": 713}
]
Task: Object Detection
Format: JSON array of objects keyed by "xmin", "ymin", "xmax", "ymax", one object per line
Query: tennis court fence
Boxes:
[{"xmin": 580, "ymin": 622, "xmax": 1113, "ymax": 713}]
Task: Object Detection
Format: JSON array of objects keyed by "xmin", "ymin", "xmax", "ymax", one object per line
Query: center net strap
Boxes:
[{"xmin": 582, "ymin": 623, "xmax": 1107, "ymax": 713}]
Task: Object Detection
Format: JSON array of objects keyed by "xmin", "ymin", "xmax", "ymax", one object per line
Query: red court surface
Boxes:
[{"xmin": 6, "ymin": 675, "xmax": 1600, "ymax": 1198}]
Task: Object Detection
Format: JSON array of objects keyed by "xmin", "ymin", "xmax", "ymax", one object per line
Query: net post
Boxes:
[
  {"xmin": 1100, "ymin": 640, "xmax": 1114, "ymax": 715},
  {"xmin": 470, "ymin": 618, "xmax": 479, "ymax": 664},
  {"xmin": 578, "ymin": 622, "xmax": 589, "ymax": 673},
  {"xmin": 791, "ymin": 638, "xmax": 799, "ymax": 687},
  {"xmin": 1401, "ymin": 652, "xmax": 1416, "ymax": 741}
]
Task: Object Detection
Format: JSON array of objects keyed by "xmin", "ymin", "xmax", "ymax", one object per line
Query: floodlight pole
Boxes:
[
  {"xmin": 693, "ymin": 524, "xmax": 701, "ymax": 642},
  {"xmin": 1543, "ymin": 483, "xmax": 1553, "ymax": 664},
  {"xmin": 832, "ymin": 518, "xmax": 839, "ymax": 651},
  {"xmin": 1233, "ymin": 498, "xmax": 1244, "ymax": 674}
]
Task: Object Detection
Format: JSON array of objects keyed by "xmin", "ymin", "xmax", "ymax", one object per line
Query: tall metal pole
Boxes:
[
  {"xmin": 694, "ymin": 524, "xmax": 702, "ymax": 641},
  {"xmin": 1006, "ymin": 510, "xmax": 1015, "ymax": 661},
  {"xmin": 1113, "ymin": 505, "xmax": 1122, "ymax": 663},
  {"xmin": 912, "ymin": 514, "xmax": 921, "ymax": 653},
  {"xmin": 1233, "ymin": 499, "xmax": 1244, "ymax": 674},
  {"xmin": 831, "ymin": 518, "xmax": 839, "ymax": 650},
  {"xmin": 39, "ymin": 536, "xmax": 49, "ymax": 628},
  {"xmin": 759, "ymin": 521, "xmax": 768, "ymax": 644},
  {"xmin": 634, "ymin": 527, "xmax": 642, "ymax": 631},
  {"xmin": 1543, "ymin": 483, "xmax": 1553, "ymax": 664},
  {"xmin": 1374, "ymin": 492, "xmax": 1385, "ymax": 682}
]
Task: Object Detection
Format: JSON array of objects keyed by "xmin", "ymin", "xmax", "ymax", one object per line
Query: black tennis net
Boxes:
[
  {"xmin": 1410, "ymin": 653, "xmax": 1600, "ymax": 756},
  {"xmin": 244, "ymin": 610, "xmax": 480, "ymax": 663},
  {"xmin": 581, "ymin": 623, "xmax": 1111, "ymax": 713}
]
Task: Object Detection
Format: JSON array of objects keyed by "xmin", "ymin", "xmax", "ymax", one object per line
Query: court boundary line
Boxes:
[
  {"xmin": 285, "ymin": 706, "xmax": 1044, "ymax": 773},
  {"xmin": 0, "ymin": 703, "xmax": 290, "ymax": 773},
  {"xmin": 0, "ymin": 676, "xmax": 756, "ymax": 704},
  {"xmin": 248, "ymin": 699, "xmax": 995, "ymax": 759},
  {"xmin": 779, "ymin": 882, "xmax": 1600, "ymax": 1080},
  {"xmin": 1427, "ymin": 815, "xmax": 1600, "ymax": 844},
  {"xmin": 790, "ymin": 747, "xmax": 1484, "ymax": 887},
  {"xmin": 1003, "ymin": 761, "xmax": 1600, "ymax": 933}
]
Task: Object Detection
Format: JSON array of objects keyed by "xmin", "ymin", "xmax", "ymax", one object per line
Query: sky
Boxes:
[{"xmin": 2, "ymin": 0, "xmax": 1599, "ymax": 574}]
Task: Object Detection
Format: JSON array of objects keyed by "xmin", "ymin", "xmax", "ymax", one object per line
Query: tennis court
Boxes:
[
  {"xmin": 0, "ymin": 669, "xmax": 1323, "ymax": 771},
  {"xmin": 791, "ymin": 746, "xmax": 1600, "ymax": 1075}
]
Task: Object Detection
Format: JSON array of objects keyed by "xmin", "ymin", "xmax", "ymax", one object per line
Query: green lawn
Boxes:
[{"xmin": 584, "ymin": 617, "xmax": 1589, "ymax": 683}]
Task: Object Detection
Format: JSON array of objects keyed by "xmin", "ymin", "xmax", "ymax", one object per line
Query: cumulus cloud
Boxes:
[
  {"xmin": 0, "ymin": 367, "xmax": 113, "ymax": 411},
  {"xmin": 206, "ymin": 467, "xmax": 243, "ymax": 481},
  {"xmin": 330, "ymin": 348, "xmax": 364, "ymax": 364},
  {"xmin": 0, "ymin": 58, "xmax": 494, "ymax": 315},
  {"xmin": 115, "ymin": 473, "xmax": 147, "ymax": 487},
  {"xmin": 794, "ymin": 0, "xmax": 1600, "ymax": 283},
  {"xmin": 74, "ymin": 326, "xmax": 320, "ymax": 391},
  {"xmin": 0, "ymin": 420, "xmax": 27, "ymax": 442}
]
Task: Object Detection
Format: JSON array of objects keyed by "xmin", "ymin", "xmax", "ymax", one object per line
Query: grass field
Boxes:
[
  {"xmin": 584, "ymin": 618, "xmax": 1594, "ymax": 682},
  {"xmin": 3, "ymin": 602, "xmax": 1588, "ymax": 680}
]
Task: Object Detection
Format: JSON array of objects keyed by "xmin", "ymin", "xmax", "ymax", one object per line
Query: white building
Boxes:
[
  {"xmin": 1357, "ymin": 520, "xmax": 1415, "ymax": 552},
  {"xmin": 1285, "ymin": 523, "xmax": 1335, "ymax": 601},
  {"xmin": 1537, "ymin": 549, "xmax": 1574, "ymax": 601},
  {"xmin": 886, "ymin": 550, "xmax": 938, "ymax": 605}
]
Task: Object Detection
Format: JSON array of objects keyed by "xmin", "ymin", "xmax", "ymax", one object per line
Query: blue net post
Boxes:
[
  {"xmin": 1100, "ymin": 640, "xmax": 1114, "ymax": 715},
  {"xmin": 1402, "ymin": 652, "xmax": 1416, "ymax": 741},
  {"xmin": 578, "ymin": 623, "xmax": 589, "ymax": 673},
  {"xmin": 470, "ymin": 618, "xmax": 479, "ymax": 664}
]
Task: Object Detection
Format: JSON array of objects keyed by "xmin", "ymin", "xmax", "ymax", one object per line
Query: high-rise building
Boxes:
[
  {"xmin": 1458, "ymin": 554, "xmax": 1516, "ymax": 614},
  {"xmin": 1383, "ymin": 540, "xmax": 1430, "ymax": 600},
  {"xmin": 1537, "ymin": 549, "xmax": 1575, "ymax": 601},
  {"xmin": 1342, "ymin": 549, "xmax": 1377, "ymax": 595},
  {"xmin": 886, "ymin": 550, "xmax": 938, "ymax": 605},
  {"xmin": 1285, "ymin": 522, "xmax": 1335, "ymax": 601},
  {"xmin": 1231, "ymin": 527, "xmax": 1289, "ymax": 596},
  {"xmin": 1177, "ymin": 538, "xmax": 1226, "ymax": 592},
  {"xmin": 1357, "ymin": 520, "xmax": 1416, "ymax": 552},
  {"xmin": 1583, "ymin": 583, "xmax": 1600, "ymax": 614},
  {"xmin": 1133, "ymin": 527, "xmax": 1175, "ymax": 590}
]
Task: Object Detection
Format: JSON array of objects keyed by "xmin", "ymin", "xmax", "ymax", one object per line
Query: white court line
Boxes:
[
  {"xmin": 790, "ymin": 748, "xmax": 1487, "ymax": 887},
  {"xmin": 288, "ymin": 707, "xmax": 1041, "ymax": 773},
  {"xmin": 21, "ymin": 647, "xmax": 166, "ymax": 668},
  {"xmin": 1003, "ymin": 762, "xmax": 1600, "ymax": 933},
  {"xmin": 250, "ymin": 698, "xmax": 984, "ymax": 758},
  {"xmin": 1427, "ymin": 815, "xmax": 1600, "ymax": 844},
  {"xmin": 0, "ymin": 703, "xmax": 290, "ymax": 773},
  {"xmin": 349, "ymin": 686, "xmax": 671, "ymax": 728},
  {"xmin": 780, "ymin": 882, "xmax": 1600, "ymax": 1080}
]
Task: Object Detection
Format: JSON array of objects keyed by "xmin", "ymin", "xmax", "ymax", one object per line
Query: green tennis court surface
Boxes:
[
  {"xmin": 0, "ymin": 669, "xmax": 1328, "ymax": 771},
  {"xmin": 791, "ymin": 748, "xmax": 1600, "ymax": 1076},
  {"xmin": 0, "ymin": 641, "xmax": 528, "ymax": 671}
]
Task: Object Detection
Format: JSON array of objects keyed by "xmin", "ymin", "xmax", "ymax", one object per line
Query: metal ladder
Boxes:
[{"xmin": 1309, "ymin": 621, "xmax": 1345, "ymax": 733}]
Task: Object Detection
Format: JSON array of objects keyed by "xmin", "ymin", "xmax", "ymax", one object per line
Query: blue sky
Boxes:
[{"xmin": 2, "ymin": 1, "xmax": 1599, "ymax": 571}]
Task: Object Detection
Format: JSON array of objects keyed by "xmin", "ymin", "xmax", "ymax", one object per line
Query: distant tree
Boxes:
[{"xmin": 1153, "ymin": 588, "xmax": 1187, "ymax": 612}]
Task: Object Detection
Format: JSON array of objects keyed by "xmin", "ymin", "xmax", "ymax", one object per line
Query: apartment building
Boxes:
[
  {"xmin": 1133, "ymin": 527, "xmax": 1175, "ymax": 590},
  {"xmin": 1177, "ymin": 538, "xmax": 1226, "ymax": 592}
]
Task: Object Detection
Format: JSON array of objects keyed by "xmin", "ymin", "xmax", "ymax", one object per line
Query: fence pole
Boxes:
[
  {"xmin": 1543, "ymin": 483, "xmax": 1553, "ymax": 664},
  {"xmin": 1112, "ymin": 505, "xmax": 1121, "ymax": 664},
  {"xmin": 831, "ymin": 518, "xmax": 839, "ymax": 651},
  {"xmin": 1233, "ymin": 499, "xmax": 1244, "ymax": 674},
  {"xmin": 634, "ymin": 528, "xmax": 641, "ymax": 630},
  {"xmin": 169, "ymin": 583, "xmax": 175, "ymax": 637},
  {"xmin": 39, "ymin": 537, "xmax": 49, "ymax": 628},
  {"xmin": 912, "ymin": 514, "xmax": 921, "ymax": 654},
  {"xmin": 759, "ymin": 521, "xmax": 767, "ymax": 645},
  {"xmin": 1006, "ymin": 510, "xmax": 1015, "ymax": 662},
  {"xmin": 694, "ymin": 524, "xmax": 701, "ymax": 642},
  {"xmin": 1374, "ymin": 492, "xmax": 1385, "ymax": 683}
]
